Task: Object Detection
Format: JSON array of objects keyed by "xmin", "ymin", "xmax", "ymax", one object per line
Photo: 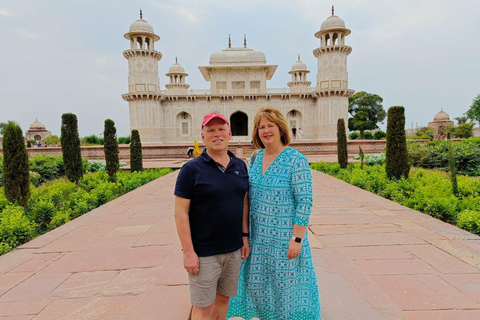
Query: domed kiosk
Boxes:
[
  {"xmin": 428, "ymin": 109, "xmax": 454, "ymax": 134},
  {"xmin": 25, "ymin": 119, "xmax": 52, "ymax": 142}
]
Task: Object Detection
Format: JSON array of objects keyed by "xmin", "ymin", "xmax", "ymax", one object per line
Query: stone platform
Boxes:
[{"xmin": 1, "ymin": 170, "xmax": 479, "ymax": 319}]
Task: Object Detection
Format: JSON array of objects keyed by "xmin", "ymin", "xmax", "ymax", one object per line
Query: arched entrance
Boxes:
[{"xmin": 230, "ymin": 112, "xmax": 248, "ymax": 136}]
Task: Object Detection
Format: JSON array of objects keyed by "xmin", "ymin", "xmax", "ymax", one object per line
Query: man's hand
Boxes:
[
  {"xmin": 241, "ymin": 237, "xmax": 250, "ymax": 260},
  {"xmin": 287, "ymin": 239, "xmax": 302, "ymax": 260},
  {"xmin": 183, "ymin": 250, "xmax": 199, "ymax": 275}
]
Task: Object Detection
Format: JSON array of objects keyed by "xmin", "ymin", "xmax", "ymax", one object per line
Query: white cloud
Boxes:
[
  {"xmin": 178, "ymin": 5, "xmax": 198, "ymax": 23},
  {"xmin": 17, "ymin": 28, "xmax": 39, "ymax": 39},
  {"xmin": 0, "ymin": 8, "xmax": 11, "ymax": 16}
]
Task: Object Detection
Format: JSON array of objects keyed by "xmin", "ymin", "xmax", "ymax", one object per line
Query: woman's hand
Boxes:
[
  {"xmin": 241, "ymin": 237, "xmax": 250, "ymax": 260},
  {"xmin": 287, "ymin": 239, "xmax": 302, "ymax": 259},
  {"xmin": 183, "ymin": 250, "xmax": 199, "ymax": 275}
]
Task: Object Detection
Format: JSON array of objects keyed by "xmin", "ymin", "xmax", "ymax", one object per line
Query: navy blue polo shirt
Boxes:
[{"xmin": 174, "ymin": 149, "xmax": 249, "ymax": 257}]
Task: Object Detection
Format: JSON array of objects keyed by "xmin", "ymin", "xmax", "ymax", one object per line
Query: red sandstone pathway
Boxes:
[{"xmin": 1, "ymin": 170, "xmax": 480, "ymax": 320}]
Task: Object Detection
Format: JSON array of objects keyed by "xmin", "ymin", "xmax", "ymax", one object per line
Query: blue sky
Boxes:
[{"xmin": 1, "ymin": 0, "xmax": 479, "ymax": 136}]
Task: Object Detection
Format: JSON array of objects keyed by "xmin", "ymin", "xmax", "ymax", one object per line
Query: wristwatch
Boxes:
[{"xmin": 291, "ymin": 236, "xmax": 302, "ymax": 243}]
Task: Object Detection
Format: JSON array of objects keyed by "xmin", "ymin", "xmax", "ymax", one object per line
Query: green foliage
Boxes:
[
  {"xmin": 82, "ymin": 134, "xmax": 104, "ymax": 145},
  {"xmin": 2, "ymin": 121, "xmax": 30, "ymax": 206},
  {"xmin": 311, "ymin": 163, "xmax": 480, "ymax": 228},
  {"xmin": 408, "ymin": 138, "xmax": 480, "ymax": 175},
  {"xmin": 448, "ymin": 141, "xmax": 458, "ymax": 196},
  {"xmin": 358, "ymin": 146, "xmax": 365, "ymax": 169},
  {"xmin": 0, "ymin": 205, "xmax": 35, "ymax": 250},
  {"xmin": 103, "ymin": 119, "xmax": 119, "ymax": 182},
  {"xmin": 451, "ymin": 123, "xmax": 475, "ymax": 138},
  {"xmin": 348, "ymin": 132, "xmax": 360, "ymax": 140},
  {"xmin": 373, "ymin": 130, "xmax": 386, "ymax": 140},
  {"xmin": 354, "ymin": 153, "xmax": 386, "ymax": 166},
  {"xmin": 43, "ymin": 135, "xmax": 61, "ymax": 146},
  {"xmin": 465, "ymin": 94, "xmax": 480, "ymax": 122},
  {"xmin": 118, "ymin": 136, "xmax": 131, "ymax": 144},
  {"xmin": 413, "ymin": 126, "xmax": 434, "ymax": 139},
  {"xmin": 457, "ymin": 210, "xmax": 480, "ymax": 235},
  {"xmin": 455, "ymin": 116, "xmax": 468, "ymax": 125},
  {"xmin": 337, "ymin": 119, "xmax": 348, "ymax": 169},
  {"xmin": 27, "ymin": 140, "xmax": 32, "ymax": 148},
  {"xmin": 348, "ymin": 91, "xmax": 386, "ymax": 139},
  {"xmin": 29, "ymin": 155, "xmax": 65, "ymax": 185},
  {"xmin": 30, "ymin": 200, "xmax": 55, "ymax": 230},
  {"xmin": 386, "ymin": 106, "xmax": 410, "ymax": 180},
  {"xmin": 364, "ymin": 131, "xmax": 373, "ymax": 139},
  {"xmin": 0, "ymin": 122, "xmax": 6, "ymax": 136},
  {"xmin": 61, "ymin": 113, "xmax": 83, "ymax": 184},
  {"xmin": 130, "ymin": 130, "xmax": 143, "ymax": 172}
]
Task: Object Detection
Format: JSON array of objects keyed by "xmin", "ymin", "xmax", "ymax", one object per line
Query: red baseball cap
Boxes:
[{"xmin": 201, "ymin": 112, "xmax": 229, "ymax": 127}]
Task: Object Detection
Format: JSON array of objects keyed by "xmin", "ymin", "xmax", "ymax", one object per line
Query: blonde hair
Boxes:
[{"xmin": 252, "ymin": 107, "xmax": 291, "ymax": 149}]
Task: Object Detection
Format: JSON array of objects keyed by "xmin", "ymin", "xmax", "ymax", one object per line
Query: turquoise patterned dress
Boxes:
[{"xmin": 227, "ymin": 147, "xmax": 321, "ymax": 320}]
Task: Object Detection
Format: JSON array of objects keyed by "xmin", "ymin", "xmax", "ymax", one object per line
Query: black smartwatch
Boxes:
[
  {"xmin": 242, "ymin": 232, "xmax": 250, "ymax": 237},
  {"xmin": 291, "ymin": 236, "xmax": 302, "ymax": 243}
]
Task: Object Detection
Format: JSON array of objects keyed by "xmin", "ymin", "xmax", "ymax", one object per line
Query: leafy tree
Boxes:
[
  {"xmin": 348, "ymin": 132, "xmax": 360, "ymax": 140},
  {"xmin": 348, "ymin": 91, "xmax": 386, "ymax": 139},
  {"xmin": 0, "ymin": 122, "xmax": 7, "ymax": 136},
  {"xmin": 130, "ymin": 130, "xmax": 143, "ymax": 172},
  {"xmin": 452, "ymin": 123, "xmax": 475, "ymax": 138},
  {"xmin": 466, "ymin": 94, "xmax": 480, "ymax": 123},
  {"xmin": 336, "ymin": 118, "xmax": 348, "ymax": 169},
  {"xmin": 104, "ymin": 119, "xmax": 119, "ymax": 182},
  {"xmin": 61, "ymin": 113, "xmax": 83, "ymax": 185},
  {"xmin": 385, "ymin": 106, "xmax": 410, "ymax": 180},
  {"xmin": 2, "ymin": 121, "xmax": 30, "ymax": 206},
  {"xmin": 44, "ymin": 135, "xmax": 61, "ymax": 146},
  {"xmin": 454, "ymin": 116, "xmax": 468, "ymax": 125}
]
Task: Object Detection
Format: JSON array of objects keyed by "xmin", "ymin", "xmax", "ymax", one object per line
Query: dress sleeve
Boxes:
[{"xmin": 291, "ymin": 154, "xmax": 313, "ymax": 226}]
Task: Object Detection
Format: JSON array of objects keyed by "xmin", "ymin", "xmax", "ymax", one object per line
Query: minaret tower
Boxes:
[
  {"xmin": 165, "ymin": 57, "xmax": 190, "ymax": 94},
  {"xmin": 122, "ymin": 10, "xmax": 163, "ymax": 143},
  {"xmin": 287, "ymin": 55, "xmax": 311, "ymax": 93},
  {"xmin": 312, "ymin": 7, "xmax": 354, "ymax": 139}
]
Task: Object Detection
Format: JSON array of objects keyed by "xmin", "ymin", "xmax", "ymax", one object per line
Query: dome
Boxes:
[
  {"xmin": 321, "ymin": 15, "xmax": 346, "ymax": 30},
  {"xmin": 434, "ymin": 110, "xmax": 450, "ymax": 121},
  {"xmin": 29, "ymin": 119, "xmax": 46, "ymax": 130},
  {"xmin": 167, "ymin": 62, "xmax": 186, "ymax": 74},
  {"xmin": 210, "ymin": 48, "xmax": 266, "ymax": 65},
  {"xmin": 129, "ymin": 19, "xmax": 154, "ymax": 34},
  {"xmin": 291, "ymin": 60, "xmax": 308, "ymax": 71},
  {"xmin": 124, "ymin": 18, "xmax": 160, "ymax": 41}
]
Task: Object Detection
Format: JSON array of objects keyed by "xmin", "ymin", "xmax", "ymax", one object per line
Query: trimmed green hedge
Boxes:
[
  {"xmin": 0, "ymin": 168, "xmax": 172, "ymax": 255},
  {"xmin": 310, "ymin": 162, "xmax": 480, "ymax": 234}
]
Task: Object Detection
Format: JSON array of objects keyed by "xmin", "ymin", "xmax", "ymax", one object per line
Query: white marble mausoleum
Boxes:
[{"xmin": 122, "ymin": 9, "xmax": 354, "ymax": 143}]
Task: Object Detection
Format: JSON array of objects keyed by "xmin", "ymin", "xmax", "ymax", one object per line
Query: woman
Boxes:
[{"xmin": 227, "ymin": 107, "xmax": 320, "ymax": 320}]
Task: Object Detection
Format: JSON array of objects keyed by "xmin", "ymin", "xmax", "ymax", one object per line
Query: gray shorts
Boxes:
[{"xmin": 188, "ymin": 249, "xmax": 242, "ymax": 308}]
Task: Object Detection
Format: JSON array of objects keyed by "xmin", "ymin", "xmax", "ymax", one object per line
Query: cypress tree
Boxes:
[
  {"xmin": 130, "ymin": 129, "xmax": 143, "ymax": 172},
  {"xmin": 104, "ymin": 119, "xmax": 119, "ymax": 181},
  {"xmin": 448, "ymin": 140, "xmax": 458, "ymax": 196},
  {"xmin": 337, "ymin": 118, "xmax": 348, "ymax": 169},
  {"xmin": 385, "ymin": 106, "xmax": 410, "ymax": 180},
  {"xmin": 2, "ymin": 121, "xmax": 30, "ymax": 206},
  {"xmin": 61, "ymin": 113, "xmax": 83, "ymax": 184}
]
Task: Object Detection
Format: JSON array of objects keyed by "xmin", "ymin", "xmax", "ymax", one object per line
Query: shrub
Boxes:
[
  {"xmin": 130, "ymin": 130, "xmax": 143, "ymax": 172},
  {"xmin": 348, "ymin": 132, "xmax": 360, "ymax": 140},
  {"xmin": 82, "ymin": 134, "xmax": 103, "ymax": 145},
  {"xmin": 104, "ymin": 119, "xmax": 119, "ymax": 182},
  {"xmin": 373, "ymin": 130, "xmax": 386, "ymax": 140},
  {"xmin": 457, "ymin": 210, "xmax": 480, "ymax": 235},
  {"xmin": 337, "ymin": 119, "xmax": 348, "ymax": 169},
  {"xmin": 61, "ymin": 113, "xmax": 83, "ymax": 184},
  {"xmin": 0, "ymin": 205, "xmax": 35, "ymax": 249},
  {"xmin": 386, "ymin": 106, "xmax": 410, "ymax": 180},
  {"xmin": 118, "ymin": 136, "xmax": 131, "ymax": 144},
  {"xmin": 364, "ymin": 131, "xmax": 373, "ymax": 139},
  {"xmin": 29, "ymin": 155, "xmax": 65, "ymax": 185},
  {"xmin": 30, "ymin": 200, "xmax": 55, "ymax": 229},
  {"xmin": 50, "ymin": 212, "xmax": 71, "ymax": 229},
  {"xmin": 448, "ymin": 141, "xmax": 458, "ymax": 196},
  {"xmin": 2, "ymin": 121, "xmax": 30, "ymax": 206},
  {"xmin": 27, "ymin": 140, "xmax": 32, "ymax": 148}
]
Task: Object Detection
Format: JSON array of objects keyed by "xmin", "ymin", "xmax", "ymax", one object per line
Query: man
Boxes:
[{"xmin": 174, "ymin": 112, "xmax": 250, "ymax": 320}]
